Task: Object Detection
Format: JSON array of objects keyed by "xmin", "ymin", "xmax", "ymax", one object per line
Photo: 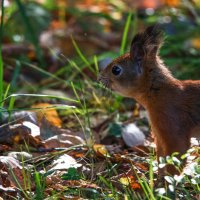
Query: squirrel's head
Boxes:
[{"xmin": 98, "ymin": 25, "xmax": 164, "ymax": 98}]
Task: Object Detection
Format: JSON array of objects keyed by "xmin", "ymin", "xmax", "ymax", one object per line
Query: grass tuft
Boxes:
[
  {"xmin": 120, "ymin": 12, "xmax": 132, "ymax": 55},
  {"xmin": 0, "ymin": 0, "xmax": 5, "ymax": 109}
]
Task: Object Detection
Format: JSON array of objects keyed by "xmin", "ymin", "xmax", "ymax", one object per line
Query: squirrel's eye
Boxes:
[{"xmin": 112, "ymin": 65, "xmax": 122, "ymax": 76}]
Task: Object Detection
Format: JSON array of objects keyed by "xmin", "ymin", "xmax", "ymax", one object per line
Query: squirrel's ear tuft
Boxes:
[{"xmin": 130, "ymin": 24, "xmax": 164, "ymax": 60}]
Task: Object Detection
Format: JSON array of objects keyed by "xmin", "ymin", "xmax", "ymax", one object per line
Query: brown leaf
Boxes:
[
  {"xmin": 32, "ymin": 103, "xmax": 62, "ymax": 128},
  {"xmin": 93, "ymin": 144, "xmax": 108, "ymax": 157},
  {"xmin": 44, "ymin": 133, "xmax": 85, "ymax": 148},
  {"xmin": 62, "ymin": 179, "xmax": 99, "ymax": 189},
  {"xmin": 0, "ymin": 184, "xmax": 17, "ymax": 200},
  {"xmin": 130, "ymin": 145, "xmax": 151, "ymax": 157},
  {"xmin": 191, "ymin": 38, "xmax": 200, "ymax": 49},
  {"xmin": 8, "ymin": 152, "xmax": 32, "ymax": 161},
  {"xmin": 111, "ymin": 171, "xmax": 141, "ymax": 192},
  {"xmin": 46, "ymin": 170, "xmax": 64, "ymax": 187},
  {"xmin": 0, "ymin": 145, "xmax": 11, "ymax": 152},
  {"xmin": 164, "ymin": 0, "xmax": 180, "ymax": 6},
  {"xmin": 0, "ymin": 156, "xmax": 28, "ymax": 189},
  {"xmin": 48, "ymin": 154, "xmax": 82, "ymax": 171},
  {"xmin": 0, "ymin": 124, "xmax": 44, "ymax": 148},
  {"xmin": 134, "ymin": 162, "xmax": 148, "ymax": 171},
  {"xmin": 130, "ymin": 182, "xmax": 141, "ymax": 190}
]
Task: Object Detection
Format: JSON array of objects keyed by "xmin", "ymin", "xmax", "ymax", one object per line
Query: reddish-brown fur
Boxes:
[{"xmin": 98, "ymin": 25, "xmax": 200, "ymax": 175}]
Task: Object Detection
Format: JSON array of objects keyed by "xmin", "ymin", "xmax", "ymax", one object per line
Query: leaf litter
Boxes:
[{"xmin": 1, "ymin": 0, "xmax": 200, "ymax": 199}]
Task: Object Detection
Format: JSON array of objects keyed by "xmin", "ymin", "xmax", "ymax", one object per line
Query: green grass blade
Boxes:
[
  {"xmin": 132, "ymin": 166, "xmax": 149, "ymax": 199},
  {"xmin": 8, "ymin": 96, "xmax": 15, "ymax": 121},
  {"xmin": 71, "ymin": 36, "xmax": 95, "ymax": 74},
  {"xmin": 99, "ymin": 175, "xmax": 113, "ymax": 189},
  {"xmin": 93, "ymin": 55, "xmax": 99, "ymax": 77},
  {"xmin": 11, "ymin": 60, "xmax": 21, "ymax": 89},
  {"xmin": 71, "ymin": 36, "xmax": 90, "ymax": 66},
  {"xmin": 68, "ymin": 58, "xmax": 89, "ymax": 79},
  {"xmin": 8, "ymin": 96, "xmax": 15, "ymax": 110},
  {"xmin": 10, "ymin": 166, "xmax": 30, "ymax": 199},
  {"xmin": 0, "ymin": 104, "xmax": 76, "ymax": 114},
  {"xmin": 71, "ymin": 81, "xmax": 81, "ymax": 103},
  {"xmin": 15, "ymin": 0, "xmax": 44, "ymax": 67},
  {"xmin": 149, "ymin": 156, "xmax": 154, "ymax": 191},
  {"xmin": 3, "ymin": 84, "xmax": 10, "ymax": 106},
  {"xmin": 34, "ymin": 171, "xmax": 45, "ymax": 200},
  {"xmin": 0, "ymin": 93, "xmax": 79, "ymax": 104},
  {"xmin": 17, "ymin": 60, "xmax": 69, "ymax": 86},
  {"xmin": 120, "ymin": 12, "xmax": 132, "ymax": 55},
  {"xmin": 142, "ymin": 178, "xmax": 156, "ymax": 200},
  {"xmin": 0, "ymin": 0, "xmax": 5, "ymax": 106},
  {"xmin": 0, "ymin": 54, "xmax": 3, "ymax": 106}
]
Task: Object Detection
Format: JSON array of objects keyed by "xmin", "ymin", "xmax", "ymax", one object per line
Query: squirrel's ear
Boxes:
[{"xmin": 130, "ymin": 25, "xmax": 164, "ymax": 60}]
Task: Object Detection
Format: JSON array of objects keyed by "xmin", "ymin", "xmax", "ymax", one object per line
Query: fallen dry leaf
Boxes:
[
  {"xmin": 44, "ymin": 133, "xmax": 85, "ymax": 148},
  {"xmin": 130, "ymin": 182, "xmax": 141, "ymax": 190},
  {"xmin": 110, "ymin": 170, "xmax": 141, "ymax": 192},
  {"xmin": 0, "ymin": 123, "xmax": 44, "ymax": 148},
  {"xmin": 62, "ymin": 179, "xmax": 99, "ymax": 190},
  {"xmin": 46, "ymin": 170, "xmax": 64, "ymax": 187},
  {"xmin": 0, "ymin": 156, "xmax": 22, "ymax": 170},
  {"xmin": 130, "ymin": 145, "xmax": 151, "ymax": 157},
  {"xmin": 0, "ymin": 144, "xmax": 11, "ymax": 152},
  {"xmin": 0, "ymin": 156, "xmax": 29, "ymax": 189},
  {"xmin": 119, "ymin": 174, "xmax": 141, "ymax": 190},
  {"xmin": 32, "ymin": 103, "xmax": 62, "ymax": 128},
  {"xmin": 119, "ymin": 176, "xmax": 132, "ymax": 186},
  {"xmin": 22, "ymin": 121, "xmax": 40, "ymax": 137},
  {"xmin": 164, "ymin": 0, "xmax": 180, "ymax": 6},
  {"xmin": 7, "ymin": 151, "xmax": 32, "ymax": 161},
  {"xmin": 191, "ymin": 38, "xmax": 200, "ymax": 49},
  {"xmin": 93, "ymin": 144, "xmax": 109, "ymax": 157},
  {"xmin": 0, "ymin": 184, "xmax": 17, "ymax": 200},
  {"xmin": 48, "ymin": 154, "xmax": 82, "ymax": 171}
]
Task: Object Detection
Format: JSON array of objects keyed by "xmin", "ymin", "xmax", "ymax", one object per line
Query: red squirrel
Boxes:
[{"xmin": 98, "ymin": 25, "xmax": 200, "ymax": 175}]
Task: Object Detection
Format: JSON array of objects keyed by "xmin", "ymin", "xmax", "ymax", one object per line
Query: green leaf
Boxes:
[
  {"xmin": 108, "ymin": 122, "xmax": 122, "ymax": 137},
  {"xmin": 61, "ymin": 167, "xmax": 81, "ymax": 180},
  {"xmin": 34, "ymin": 172, "xmax": 45, "ymax": 200},
  {"xmin": 120, "ymin": 12, "xmax": 132, "ymax": 55}
]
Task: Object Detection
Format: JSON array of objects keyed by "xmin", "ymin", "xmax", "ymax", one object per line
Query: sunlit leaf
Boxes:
[
  {"xmin": 93, "ymin": 144, "xmax": 108, "ymax": 157},
  {"xmin": 32, "ymin": 103, "xmax": 62, "ymax": 128}
]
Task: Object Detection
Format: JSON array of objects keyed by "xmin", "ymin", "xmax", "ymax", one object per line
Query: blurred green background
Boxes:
[{"xmin": 1, "ymin": 0, "xmax": 200, "ymax": 111}]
